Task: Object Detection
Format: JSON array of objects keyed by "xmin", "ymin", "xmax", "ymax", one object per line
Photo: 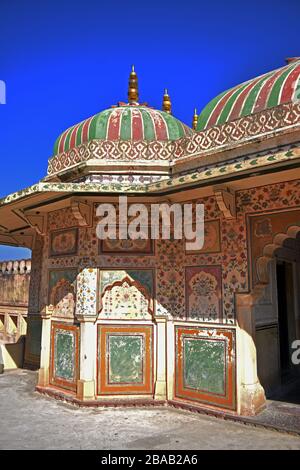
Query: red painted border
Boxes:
[
  {"xmin": 97, "ymin": 324, "xmax": 153, "ymax": 395},
  {"xmin": 50, "ymin": 322, "xmax": 80, "ymax": 392},
  {"xmin": 175, "ymin": 326, "xmax": 236, "ymax": 410}
]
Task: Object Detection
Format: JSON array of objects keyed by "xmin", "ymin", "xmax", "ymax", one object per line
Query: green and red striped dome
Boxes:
[
  {"xmin": 54, "ymin": 105, "xmax": 193, "ymax": 155},
  {"xmin": 197, "ymin": 58, "xmax": 300, "ymax": 130}
]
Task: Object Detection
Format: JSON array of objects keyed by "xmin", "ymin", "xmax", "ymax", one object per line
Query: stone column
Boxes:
[
  {"xmin": 236, "ymin": 291, "xmax": 266, "ymax": 415},
  {"xmin": 75, "ymin": 266, "xmax": 98, "ymax": 401},
  {"xmin": 77, "ymin": 316, "xmax": 97, "ymax": 401},
  {"xmin": 154, "ymin": 316, "xmax": 167, "ymax": 400},
  {"xmin": 37, "ymin": 308, "xmax": 52, "ymax": 387},
  {"xmin": 166, "ymin": 319, "xmax": 175, "ymax": 401}
]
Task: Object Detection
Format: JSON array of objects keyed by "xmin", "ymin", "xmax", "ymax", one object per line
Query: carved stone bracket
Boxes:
[
  {"xmin": 25, "ymin": 214, "xmax": 46, "ymax": 235},
  {"xmin": 71, "ymin": 199, "xmax": 92, "ymax": 227},
  {"xmin": 214, "ymin": 185, "xmax": 236, "ymax": 219}
]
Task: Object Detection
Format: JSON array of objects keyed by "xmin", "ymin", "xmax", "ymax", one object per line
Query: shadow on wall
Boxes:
[{"xmin": 0, "ymin": 335, "xmax": 26, "ymax": 371}]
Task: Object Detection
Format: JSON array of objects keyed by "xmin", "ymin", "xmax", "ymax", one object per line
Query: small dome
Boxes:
[
  {"xmin": 197, "ymin": 58, "xmax": 300, "ymax": 130},
  {"xmin": 54, "ymin": 105, "xmax": 193, "ymax": 155}
]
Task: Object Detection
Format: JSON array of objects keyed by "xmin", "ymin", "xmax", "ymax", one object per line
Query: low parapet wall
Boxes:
[
  {"xmin": 0, "ymin": 259, "xmax": 31, "ymax": 307},
  {"xmin": 0, "ymin": 259, "xmax": 31, "ymax": 352},
  {"xmin": 0, "ymin": 259, "xmax": 31, "ymax": 275}
]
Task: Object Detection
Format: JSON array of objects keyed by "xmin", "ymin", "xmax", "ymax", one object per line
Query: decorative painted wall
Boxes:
[
  {"xmin": 40, "ymin": 178, "xmax": 300, "ymax": 327},
  {"xmin": 48, "ymin": 268, "xmax": 77, "ymax": 319},
  {"xmin": 186, "ymin": 219, "xmax": 221, "ymax": 254},
  {"xmin": 99, "ymin": 269, "xmax": 154, "ymax": 320},
  {"xmin": 22, "ymin": 177, "xmax": 300, "ymax": 410},
  {"xmin": 185, "ymin": 266, "xmax": 222, "ymax": 322},
  {"xmin": 49, "ymin": 228, "xmax": 78, "ymax": 257},
  {"xmin": 101, "ymin": 238, "xmax": 153, "ymax": 255}
]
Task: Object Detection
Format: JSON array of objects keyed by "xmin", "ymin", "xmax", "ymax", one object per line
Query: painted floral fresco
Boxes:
[
  {"xmin": 48, "ymin": 269, "xmax": 77, "ymax": 318},
  {"xmin": 50, "ymin": 228, "xmax": 78, "ymax": 257},
  {"xmin": 97, "ymin": 202, "xmax": 154, "ymax": 254},
  {"xmin": 185, "ymin": 219, "xmax": 221, "ymax": 254},
  {"xmin": 99, "ymin": 269, "xmax": 153, "ymax": 319},
  {"xmin": 101, "ymin": 237, "xmax": 153, "ymax": 254},
  {"xmin": 185, "ymin": 266, "xmax": 222, "ymax": 321},
  {"xmin": 76, "ymin": 267, "xmax": 97, "ymax": 317},
  {"xmin": 33, "ymin": 179, "xmax": 300, "ymax": 326}
]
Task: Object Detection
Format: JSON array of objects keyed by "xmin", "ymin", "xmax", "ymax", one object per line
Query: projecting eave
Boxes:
[
  {"xmin": 1, "ymin": 144, "xmax": 300, "ymax": 249},
  {"xmin": 1, "ymin": 144, "xmax": 300, "ymax": 205}
]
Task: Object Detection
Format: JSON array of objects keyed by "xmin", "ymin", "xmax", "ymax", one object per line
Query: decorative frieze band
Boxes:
[{"xmin": 47, "ymin": 102, "xmax": 300, "ymax": 176}]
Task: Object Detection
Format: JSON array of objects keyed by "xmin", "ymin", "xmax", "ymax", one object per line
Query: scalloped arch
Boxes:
[{"xmin": 256, "ymin": 225, "xmax": 300, "ymax": 284}]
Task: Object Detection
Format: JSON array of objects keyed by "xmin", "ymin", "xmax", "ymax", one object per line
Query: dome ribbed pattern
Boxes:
[
  {"xmin": 54, "ymin": 106, "xmax": 193, "ymax": 155},
  {"xmin": 197, "ymin": 59, "xmax": 300, "ymax": 130}
]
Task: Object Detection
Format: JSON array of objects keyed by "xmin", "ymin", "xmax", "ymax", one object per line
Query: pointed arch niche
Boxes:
[
  {"xmin": 96, "ymin": 269, "xmax": 157, "ymax": 397},
  {"xmin": 98, "ymin": 269, "xmax": 154, "ymax": 321}
]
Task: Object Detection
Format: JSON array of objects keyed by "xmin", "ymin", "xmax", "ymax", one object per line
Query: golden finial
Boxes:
[
  {"xmin": 128, "ymin": 65, "xmax": 139, "ymax": 103},
  {"xmin": 192, "ymin": 108, "xmax": 198, "ymax": 130},
  {"xmin": 162, "ymin": 88, "xmax": 172, "ymax": 114}
]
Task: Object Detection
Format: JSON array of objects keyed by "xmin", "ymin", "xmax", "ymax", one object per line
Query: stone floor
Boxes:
[{"xmin": 1, "ymin": 370, "xmax": 300, "ymax": 450}]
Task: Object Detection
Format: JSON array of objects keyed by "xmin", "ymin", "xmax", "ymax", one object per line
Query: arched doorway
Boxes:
[{"xmin": 255, "ymin": 228, "xmax": 300, "ymax": 402}]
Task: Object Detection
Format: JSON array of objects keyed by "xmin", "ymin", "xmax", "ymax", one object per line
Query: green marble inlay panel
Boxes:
[
  {"xmin": 183, "ymin": 337, "xmax": 225, "ymax": 395},
  {"xmin": 108, "ymin": 334, "xmax": 143, "ymax": 384},
  {"xmin": 54, "ymin": 330, "xmax": 75, "ymax": 381}
]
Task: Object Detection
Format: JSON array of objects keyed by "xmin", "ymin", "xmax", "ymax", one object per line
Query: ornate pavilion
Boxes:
[{"xmin": 0, "ymin": 59, "xmax": 300, "ymax": 415}]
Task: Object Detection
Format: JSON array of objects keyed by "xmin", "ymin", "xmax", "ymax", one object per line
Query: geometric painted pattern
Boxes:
[
  {"xmin": 197, "ymin": 59, "xmax": 300, "ymax": 130},
  {"xmin": 24, "ymin": 146, "xmax": 294, "ymax": 202},
  {"xmin": 54, "ymin": 105, "xmax": 193, "ymax": 155},
  {"xmin": 47, "ymin": 101, "xmax": 300, "ymax": 176},
  {"xmin": 0, "ymin": 147, "xmax": 299, "ymax": 216}
]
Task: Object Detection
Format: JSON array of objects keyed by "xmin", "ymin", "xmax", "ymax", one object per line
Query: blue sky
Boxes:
[{"xmin": 0, "ymin": 0, "xmax": 299, "ymax": 260}]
